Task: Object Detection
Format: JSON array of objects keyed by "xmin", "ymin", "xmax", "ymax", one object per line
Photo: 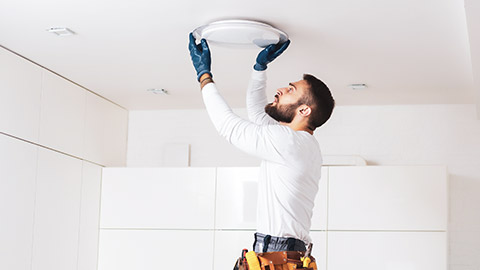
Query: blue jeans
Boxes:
[{"xmin": 253, "ymin": 232, "xmax": 307, "ymax": 253}]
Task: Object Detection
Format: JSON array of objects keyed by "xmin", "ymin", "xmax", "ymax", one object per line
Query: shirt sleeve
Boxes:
[
  {"xmin": 246, "ymin": 70, "xmax": 278, "ymax": 126},
  {"xmin": 202, "ymin": 82, "xmax": 287, "ymax": 163}
]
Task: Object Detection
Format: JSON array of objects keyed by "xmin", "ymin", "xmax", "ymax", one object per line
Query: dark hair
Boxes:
[{"xmin": 300, "ymin": 74, "xmax": 335, "ymax": 130}]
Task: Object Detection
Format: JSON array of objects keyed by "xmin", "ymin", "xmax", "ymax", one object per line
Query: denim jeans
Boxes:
[{"xmin": 252, "ymin": 232, "xmax": 307, "ymax": 253}]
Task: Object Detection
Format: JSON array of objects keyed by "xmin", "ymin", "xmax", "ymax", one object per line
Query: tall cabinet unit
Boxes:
[
  {"xmin": 327, "ymin": 166, "xmax": 448, "ymax": 270},
  {"xmin": 98, "ymin": 165, "xmax": 447, "ymax": 270},
  {"xmin": 98, "ymin": 168, "xmax": 216, "ymax": 270},
  {"xmin": 0, "ymin": 46, "xmax": 128, "ymax": 270}
]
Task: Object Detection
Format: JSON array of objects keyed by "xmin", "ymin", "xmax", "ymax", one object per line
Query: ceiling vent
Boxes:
[
  {"xmin": 46, "ymin": 27, "xmax": 76, "ymax": 36},
  {"xmin": 193, "ymin": 19, "xmax": 288, "ymax": 48}
]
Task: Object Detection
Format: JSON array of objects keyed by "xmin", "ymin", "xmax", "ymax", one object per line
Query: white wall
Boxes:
[
  {"xmin": 0, "ymin": 46, "xmax": 128, "ymax": 270},
  {"xmin": 127, "ymin": 104, "xmax": 480, "ymax": 270}
]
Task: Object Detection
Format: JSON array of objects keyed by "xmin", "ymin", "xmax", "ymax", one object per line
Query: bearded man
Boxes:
[{"xmin": 188, "ymin": 33, "xmax": 335, "ymax": 254}]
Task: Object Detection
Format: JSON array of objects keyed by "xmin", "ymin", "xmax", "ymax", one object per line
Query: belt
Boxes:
[{"xmin": 253, "ymin": 232, "xmax": 307, "ymax": 253}]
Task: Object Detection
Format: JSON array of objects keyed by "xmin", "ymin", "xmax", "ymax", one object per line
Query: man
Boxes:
[{"xmin": 188, "ymin": 33, "xmax": 335, "ymax": 254}]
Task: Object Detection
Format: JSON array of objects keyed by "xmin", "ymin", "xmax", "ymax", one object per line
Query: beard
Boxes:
[{"xmin": 264, "ymin": 101, "xmax": 301, "ymax": 123}]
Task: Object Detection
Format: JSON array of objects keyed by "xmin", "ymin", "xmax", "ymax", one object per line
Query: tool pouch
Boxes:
[{"xmin": 236, "ymin": 250, "xmax": 317, "ymax": 270}]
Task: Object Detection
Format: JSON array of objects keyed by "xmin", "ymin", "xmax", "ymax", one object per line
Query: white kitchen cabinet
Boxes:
[
  {"xmin": 78, "ymin": 161, "xmax": 103, "ymax": 270},
  {"xmin": 97, "ymin": 230, "xmax": 214, "ymax": 270},
  {"xmin": 0, "ymin": 48, "xmax": 42, "ymax": 142},
  {"xmin": 328, "ymin": 166, "xmax": 447, "ymax": 230},
  {"xmin": 0, "ymin": 134, "xmax": 38, "ymax": 270},
  {"xmin": 327, "ymin": 232, "xmax": 447, "ymax": 270},
  {"xmin": 39, "ymin": 71, "xmax": 86, "ymax": 158},
  {"xmin": 84, "ymin": 92, "xmax": 128, "ymax": 166},
  {"xmin": 98, "ymin": 166, "xmax": 448, "ymax": 270},
  {"xmin": 215, "ymin": 167, "xmax": 259, "ymax": 229},
  {"xmin": 31, "ymin": 148, "xmax": 83, "ymax": 270},
  {"xmin": 101, "ymin": 168, "xmax": 216, "ymax": 229}
]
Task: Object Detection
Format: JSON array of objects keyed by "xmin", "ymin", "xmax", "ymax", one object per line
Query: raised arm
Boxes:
[
  {"xmin": 188, "ymin": 33, "xmax": 286, "ymax": 162},
  {"xmin": 246, "ymin": 41, "xmax": 291, "ymax": 125}
]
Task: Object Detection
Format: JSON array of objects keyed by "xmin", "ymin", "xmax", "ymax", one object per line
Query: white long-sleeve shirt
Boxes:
[{"xmin": 201, "ymin": 70, "xmax": 322, "ymax": 244}]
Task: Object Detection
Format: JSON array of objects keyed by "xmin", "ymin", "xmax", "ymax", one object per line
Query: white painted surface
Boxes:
[
  {"xmin": 0, "ymin": 47, "xmax": 42, "ymax": 142},
  {"xmin": 162, "ymin": 143, "xmax": 190, "ymax": 167},
  {"xmin": 100, "ymin": 168, "xmax": 216, "ymax": 229},
  {"xmin": 327, "ymin": 232, "xmax": 447, "ymax": 270},
  {"xmin": 0, "ymin": 134, "xmax": 37, "ymax": 270},
  {"xmin": 465, "ymin": 0, "xmax": 480, "ymax": 118},
  {"xmin": 78, "ymin": 161, "xmax": 103, "ymax": 270},
  {"xmin": 0, "ymin": 0, "xmax": 474, "ymax": 109},
  {"xmin": 84, "ymin": 91, "xmax": 128, "ymax": 166},
  {"xmin": 97, "ymin": 230, "xmax": 214, "ymax": 270},
  {"xmin": 328, "ymin": 166, "xmax": 448, "ymax": 230},
  {"xmin": 31, "ymin": 148, "xmax": 83, "ymax": 270},
  {"xmin": 39, "ymin": 71, "xmax": 86, "ymax": 158}
]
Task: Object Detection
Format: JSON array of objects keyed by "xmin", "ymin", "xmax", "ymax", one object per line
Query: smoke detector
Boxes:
[{"xmin": 193, "ymin": 19, "xmax": 288, "ymax": 48}]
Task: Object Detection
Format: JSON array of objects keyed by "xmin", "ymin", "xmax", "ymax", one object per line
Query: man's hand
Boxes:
[
  {"xmin": 189, "ymin": 33, "xmax": 212, "ymax": 81},
  {"xmin": 254, "ymin": 40, "xmax": 291, "ymax": 71}
]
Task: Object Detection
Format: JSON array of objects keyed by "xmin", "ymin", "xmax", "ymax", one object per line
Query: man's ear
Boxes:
[{"xmin": 298, "ymin": 105, "xmax": 312, "ymax": 117}]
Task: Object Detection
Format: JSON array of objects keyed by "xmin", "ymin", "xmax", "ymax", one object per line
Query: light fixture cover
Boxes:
[{"xmin": 193, "ymin": 20, "xmax": 288, "ymax": 48}]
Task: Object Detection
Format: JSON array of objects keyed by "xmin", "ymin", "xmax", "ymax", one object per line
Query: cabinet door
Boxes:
[
  {"xmin": 328, "ymin": 166, "xmax": 447, "ymax": 230},
  {"xmin": 97, "ymin": 230, "xmax": 214, "ymax": 270},
  {"xmin": 0, "ymin": 134, "xmax": 38, "ymax": 270},
  {"xmin": 101, "ymin": 168, "xmax": 216, "ymax": 229},
  {"xmin": 327, "ymin": 232, "xmax": 447, "ymax": 270},
  {"xmin": 215, "ymin": 167, "xmax": 259, "ymax": 229},
  {"xmin": 84, "ymin": 92, "xmax": 128, "ymax": 166},
  {"xmin": 31, "ymin": 148, "xmax": 83, "ymax": 270},
  {"xmin": 77, "ymin": 162, "xmax": 103, "ymax": 270},
  {"xmin": 39, "ymin": 71, "xmax": 86, "ymax": 158},
  {"xmin": 0, "ymin": 48, "xmax": 42, "ymax": 142}
]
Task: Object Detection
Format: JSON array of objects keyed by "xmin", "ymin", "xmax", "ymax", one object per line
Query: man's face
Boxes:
[{"xmin": 265, "ymin": 80, "xmax": 310, "ymax": 123}]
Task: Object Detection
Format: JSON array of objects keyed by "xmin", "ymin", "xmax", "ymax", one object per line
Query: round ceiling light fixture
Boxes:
[{"xmin": 193, "ymin": 19, "xmax": 288, "ymax": 48}]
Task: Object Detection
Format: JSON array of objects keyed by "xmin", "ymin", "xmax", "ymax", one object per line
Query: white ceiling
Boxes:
[{"xmin": 0, "ymin": 0, "xmax": 477, "ymax": 110}]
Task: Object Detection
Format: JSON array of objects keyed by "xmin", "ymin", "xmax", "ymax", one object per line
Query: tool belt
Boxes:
[{"xmin": 234, "ymin": 249, "xmax": 317, "ymax": 270}]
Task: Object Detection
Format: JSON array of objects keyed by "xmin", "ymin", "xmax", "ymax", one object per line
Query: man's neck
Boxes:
[{"xmin": 280, "ymin": 122, "xmax": 314, "ymax": 135}]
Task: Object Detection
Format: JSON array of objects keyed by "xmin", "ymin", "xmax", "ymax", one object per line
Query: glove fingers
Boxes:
[
  {"xmin": 201, "ymin": 39, "xmax": 210, "ymax": 54},
  {"xmin": 272, "ymin": 40, "xmax": 290, "ymax": 58},
  {"xmin": 189, "ymin": 33, "xmax": 198, "ymax": 51}
]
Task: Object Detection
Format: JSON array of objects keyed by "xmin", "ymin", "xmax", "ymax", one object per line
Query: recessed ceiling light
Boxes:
[
  {"xmin": 147, "ymin": 88, "xmax": 169, "ymax": 95},
  {"xmin": 46, "ymin": 27, "xmax": 76, "ymax": 36},
  {"xmin": 349, "ymin": 84, "xmax": 367, "ymax": 90}
]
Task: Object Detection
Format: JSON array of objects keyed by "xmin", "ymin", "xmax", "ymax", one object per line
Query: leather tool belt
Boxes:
[{"xmin": 234, "ymin": 249, "xmax": 317, "ymax": 270}]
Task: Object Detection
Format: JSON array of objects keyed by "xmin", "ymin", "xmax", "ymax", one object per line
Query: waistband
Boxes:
[{"xmin": 253, "ymin": 232, "xmax": 307, "ymax": 253}]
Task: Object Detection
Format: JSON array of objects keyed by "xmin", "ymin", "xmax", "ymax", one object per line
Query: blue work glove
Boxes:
[
  {"xmin": 188, "ymin": 33, "xmax": 212, "ymax": 81},
  {"xmin": 254, "ymin": 40, "xmax": 291, "ymax": 71}
]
